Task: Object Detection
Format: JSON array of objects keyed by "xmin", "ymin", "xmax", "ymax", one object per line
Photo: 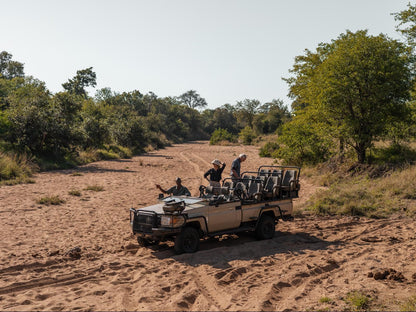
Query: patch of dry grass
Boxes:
[
  {"xmin": 84, "ymin": 185, "xmax": 104, "ymax": 192},
  {"xmin": 37, "ymin": 195, "xmax": 65, "ymax": 205},
  {"xmin": 303, "ymin": 164, "xmax": 416, "ymax": 218},
  {"xmin": 0, "ymin": 152, "xmax": 37, "ymax": 185},
  {"xmin": 400, "ymin": 295, "xmax": 416, "ymax": 312},
  {"xmin": 68, "ymin": 189, "xmax": 81, "ymax": 196}
]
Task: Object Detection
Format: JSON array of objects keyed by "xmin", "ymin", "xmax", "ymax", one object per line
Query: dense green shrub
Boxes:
[
  {"xmin": 275, "ymin": 115, "xmax": 333, "ymax": 165},
  {"xmin": 209, "ymin": 128, "xmax": 237, "ymax": 145},
  {"xmin": 239, "ymin": 126, "xmax": 257, "ymax": 145},
  {"xmin": 259, "ymin": 141, "xmax": 280, "ymax": 157}
]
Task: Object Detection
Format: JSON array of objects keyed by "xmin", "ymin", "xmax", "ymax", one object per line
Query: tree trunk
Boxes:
[
  {"xmin": 339, "ymin": 138, "xmax": 345, "ymax": 161},
  {"xmin": 356, "ymin": 143, "xmax": 366, "ymax": 163}
]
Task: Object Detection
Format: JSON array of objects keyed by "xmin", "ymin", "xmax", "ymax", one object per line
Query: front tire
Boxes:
[
  {"xmin": 255, "ymin": 214, "xmax": 276, "ymax": 240},
  {"xmin": 137, "ymin": 236, "xmax": 158, "ymax": 247},
  {"xmin": 137, "ymin": 236, "xmax": 150, "ymax": 246},
  {"xmin": 174, "ymin": 227, "xmax": 200, "ymax": 254}
]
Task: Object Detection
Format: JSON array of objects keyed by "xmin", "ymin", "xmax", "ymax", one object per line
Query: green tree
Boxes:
[
  {"xmin": 78, "ymin": 100, "xmax": 112, "ymax": 148},
  {"xmin": 177, "ymin": 90, "xmax": 207, "ymax": 109},
  {"xmin": 235, "ymin": 99, "xmax": 261, "ymax": 129},
  {"xmin": 276, "ymin": 109, "xmax": 333, "ymax": 165},
  {"xmin": 202, "ymin": 106, "xmax": 239, "ymax": 135},
  {"xmin": 95, "ymin": 87, "xmax": 115, "ymax": 102},
  {"xmin": 254, "ymin": 99, "xmax": 291, "ymax": 134},
  {"xmin": 62, "ymin": 67, "xmax": 97, "ymax": 99},
  {"xmin": 6, "ymin": 78, "xmax": 52, "ymax": 154},
  {"xmin": 0, "ymin": 51, "xmax": 24, "ymax": 80},
  {"xmin": 393, "ymin": 3, "xmax": 416, "ymax": 47},
  {"xmin": 285, "ymin": 30, "xmax": 414, "ymax": 163},
  {"xmin": 108, "ymin": 105, "xmax": 147, "ymax": 150}
]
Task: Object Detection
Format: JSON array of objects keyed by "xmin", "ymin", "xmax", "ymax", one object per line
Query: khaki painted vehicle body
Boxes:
[{"xmin": 130, "ymin": 165, "xmax": 300, "ymax": 253}]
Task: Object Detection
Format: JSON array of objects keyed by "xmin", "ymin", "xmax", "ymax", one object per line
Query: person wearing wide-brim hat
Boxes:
[{"xmin": 204, "ymin": 159, "xmax": 226, "ymax": 187}]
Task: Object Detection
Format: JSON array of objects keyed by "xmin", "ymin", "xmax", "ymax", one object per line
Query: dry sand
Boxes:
[{"xmin": 1, "ymin": 141, "xmax": 416, "ymax": 311}]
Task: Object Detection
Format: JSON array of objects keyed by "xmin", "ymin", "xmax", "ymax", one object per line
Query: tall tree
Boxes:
[
  {"xmin": 62, "ymin": 67, "xmax": 96, "ymax": 99},
  {"xmin": 0, "ymin": 51, "xmax": 24, "ymax": 79},
  {"xmin": 393, "ymin": 3, "xmax": 416, "ymax": 47},
  {"xmin": 235, "ymin": 99, "xmax": 261, "ymax": 129},
  {"xmin": 178, "ymin": 90, "xmax": 207, "ymax": 109},
  {"xmin": 285, "ymin": 30, "xmax": 414, "ymax": 163}
]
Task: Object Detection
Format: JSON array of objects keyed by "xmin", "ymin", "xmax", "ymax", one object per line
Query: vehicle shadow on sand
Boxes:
[{"xmin": 149, "ymin": 231, "xmax": 336, "ymax": 269}]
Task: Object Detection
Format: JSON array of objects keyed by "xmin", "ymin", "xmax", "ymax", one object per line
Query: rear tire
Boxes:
[
  {"xmin": 255, "ymin": 214, "xmax": 276, "ymax": 240},
  {"xmin": 174, "ymin": 227, "xmax": 200, "ymax": 254}
]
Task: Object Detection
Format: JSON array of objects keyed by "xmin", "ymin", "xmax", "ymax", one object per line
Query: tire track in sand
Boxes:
[
  {"xmin": 191, "ymin": 271, "xmax": 224, "ymax": 311},
  {"xmin": 179, "ymin": 151, "xmax": 206, "ymax": 189},
  {"xmin": 0, "ymin": 269, "xmax": 101, "ymax": 295}
]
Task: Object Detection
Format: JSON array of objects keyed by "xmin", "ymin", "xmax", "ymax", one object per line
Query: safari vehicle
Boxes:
[{"xmin": 129, "ymin": 165, "xmax": 301, "ymax": 254}]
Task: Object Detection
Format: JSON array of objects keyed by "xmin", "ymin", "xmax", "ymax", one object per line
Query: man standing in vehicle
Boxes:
[
  {"xmin": 156, "ymin": 177, "xmax": 191, "ymax": 196},
  {"xmin": 230, "ymin": 153, "xmax": 247, "ymax": 183}
]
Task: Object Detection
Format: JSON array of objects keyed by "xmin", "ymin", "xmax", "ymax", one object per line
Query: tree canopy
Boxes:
[
  {"xmin": 282, "ymin": 30, "xmax": 414, "ymax": 163},
  {"xmin": 62, "ymin": 67, "xmax": 97, "ymax": 99},
  {"xmin": 177, "ymin": 90, "xmax": 207, "ymax": 109},
  {"xmin": 0, "ymin": 51, "xmax": 24, "ymax": 80}
]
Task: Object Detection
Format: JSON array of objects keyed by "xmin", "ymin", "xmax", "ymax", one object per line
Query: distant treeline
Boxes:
[{"xmin": 0, "ymin": 51, "xmax": 290, "ymax": 174}]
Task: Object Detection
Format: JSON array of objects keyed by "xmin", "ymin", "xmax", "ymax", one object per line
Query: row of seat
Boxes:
[
  {"xmin": 259, "ymin": 169, "xmax": 282, "ymax": 177},
  {"xmin": 234, "ymin": 169, "xmax": 299, "ymax": 200}
]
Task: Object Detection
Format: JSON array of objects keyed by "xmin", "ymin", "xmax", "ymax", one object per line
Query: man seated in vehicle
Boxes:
[{"xmin": 156, "ymin": 177, "xmax": 191, "ymax": 196}]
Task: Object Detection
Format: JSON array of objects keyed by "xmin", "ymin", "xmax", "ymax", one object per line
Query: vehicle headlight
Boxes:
[{"xmin": 161, "ymin": 215, "xmax": 185, "ymax": 228}]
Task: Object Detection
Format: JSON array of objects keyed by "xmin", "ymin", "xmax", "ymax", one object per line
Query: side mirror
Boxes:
[{"xmin": 158, "ymin": 193, "xmax": 164, "ymax": 199}]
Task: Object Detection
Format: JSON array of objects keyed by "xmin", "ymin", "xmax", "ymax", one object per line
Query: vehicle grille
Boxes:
[{"xmin": 133, "ymin": 211, "xmax": 158, "ymax": 234}]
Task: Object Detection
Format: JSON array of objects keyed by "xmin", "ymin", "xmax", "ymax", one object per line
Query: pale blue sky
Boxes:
[{"xmin": 1, "ymin": 0, "xmax": 413, "ymax": 109}]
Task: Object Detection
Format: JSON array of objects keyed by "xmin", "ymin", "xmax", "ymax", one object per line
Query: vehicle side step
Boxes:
[{"xmin": 207, "ymin": 226, "xmax": 255, "ymax": 237}]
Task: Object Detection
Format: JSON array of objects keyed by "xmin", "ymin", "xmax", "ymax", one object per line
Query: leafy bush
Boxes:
[
  {"xmin": 319, "ymin": 296, "xmax": 332, "ymax": 304},
  {"xmin": 259, "ymin": 141, "xmax": 280, "ymax": 157},
  {"xmin": 344, "ymin": 291, "xmax": 370, "ymax": 311},
  {"xmin": 239, "ymin": 126, "xmax": 257, "ymax": 145},
  {"xmin": 77, "ymin": 145, "xmax": 132, "ymax": 164},
  {"xmin": 0, "ymin": 152, "xmax": 35, "ymax": 182},
  {"xmin": 96, "ymin": 149, "xmax": 119, "ymax": 160},
  {"xmin": 209, "ymin": 128, "xmax": 237, "ymax": 145},
  {"xmin": 106, "ymin": 144, "xmax": 132, "ymax": 158},
  {"xmin": 275, "ymin": 116, "xmax": 333, "ymax": 165}
]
